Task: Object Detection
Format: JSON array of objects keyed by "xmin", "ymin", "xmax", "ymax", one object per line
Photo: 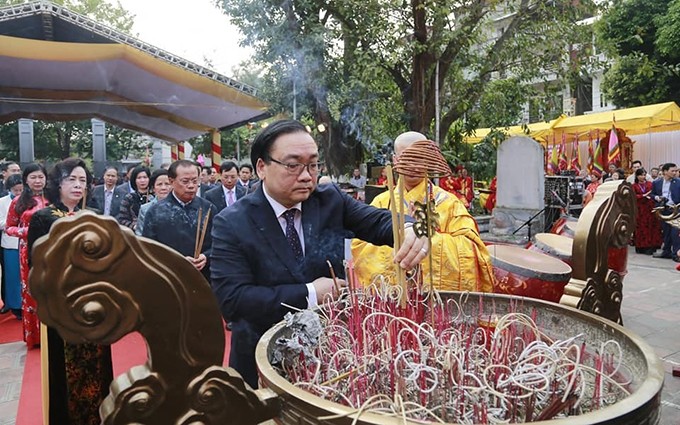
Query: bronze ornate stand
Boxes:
[
  {"xmin": 559, "ymin": 181, "xmax": 637, "ymax": 324},
  {"xmin": 28, "ymin": 212, "xmax": 279, "ymax": 424}
]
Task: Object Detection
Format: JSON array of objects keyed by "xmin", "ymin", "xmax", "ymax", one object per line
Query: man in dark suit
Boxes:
[
  {"xmin": 91, "ymin": 166, "xmax": 127, "ymax": 217},
  {"xmin": 210, "ymin": 120, "xmax": 429, "ymax": 388},
  {"xmin": 238, "ymin": 164, "xmax": 255, "ymax": 191},
  {"xmin": 651, "ymin": 162, "xmax": 680, "ymax": 260},
  {"xmin": 143, "ymin": 160, "xmax": 217, "ymax": 282},
  {"xmin": 116, "ymin": 164, "xmax": 136, "ymax": 193},
  {"xmin": 204, "ymin": 161, "xmax": 247, "ymax": 212}
]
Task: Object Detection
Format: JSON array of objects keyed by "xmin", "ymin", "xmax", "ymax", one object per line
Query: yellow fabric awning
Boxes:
[
  {"xmin": 552, "ymin": 102, "xmax": 680, "ymax": 141},
  {"xmin": 464, "ymin": 117, "xmax": 563, "ymax": 144}
]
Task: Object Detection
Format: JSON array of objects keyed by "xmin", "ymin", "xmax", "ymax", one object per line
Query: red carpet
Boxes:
[
  {"xmin": 15, "ymin": 330, "xmax": 231, "ymax": 424},
  {"xmin": 0, "ymin": 311, "xmax": 23, "ymax": 344}
]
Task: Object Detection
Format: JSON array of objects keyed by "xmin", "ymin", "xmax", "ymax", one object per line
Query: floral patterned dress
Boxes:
[
  {"xmin": 5, "ymin": 194, "xmax": 49, "ymax": 347},
  {"xmin": 27, "ymin": 203, "xmax": 114, "ymax": 425},
  {"xmin": 633, "ymin": 180, "xmax": 662, "ymax": 250}
]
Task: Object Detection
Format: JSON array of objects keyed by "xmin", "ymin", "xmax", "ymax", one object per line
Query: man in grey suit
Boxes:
[
  {"xmin": 91, "ymin": 166, "xmax": 128, "ymax": 217},
  {"xmin": 204, "ymin": 161, "xmax": 247, "ymax": 212}
]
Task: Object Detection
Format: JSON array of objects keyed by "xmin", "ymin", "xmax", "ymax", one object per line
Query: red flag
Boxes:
[
  {"xmin": 558, "ymin": 134, "xmax": 568, "ymax": 171},
  {"xmin": 587, "ymin": 131, "xmax": 594, "ymax": 173},
  {"xmin": 607, "ymin": 126, "xmax": 620, "ymax": 166},
  {"xmin": 570, "ymin": 139, "xmax": 581, "ymax": 173}
]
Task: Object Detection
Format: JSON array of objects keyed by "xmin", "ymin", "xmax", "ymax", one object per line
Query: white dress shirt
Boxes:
[{"xmin": 262, "ymin": 185, "xmax": 317, "ymax": 307}]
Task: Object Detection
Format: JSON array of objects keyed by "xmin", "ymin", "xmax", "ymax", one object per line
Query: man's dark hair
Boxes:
[
  {"xmin": 168, "ymin": 159, "xmax": 197, "ymax": 179},
  {"xmin": 129, "ymin": 165, "xmax": 151, "ymax": 192},
  {"xmin": 632, "ymin": 160, "xmax": 642, "ymax": 167},
  {"xmin": 250, "ymin": 120, "xmax": 308, "ymax": 167},
  {"xmin": 104, "ymin": 165, "xmax": 118, "ymax": 174},
  {"xmin": 239, "ymin": 163, "xmax": 253, "ymax": 173},
  {"xmin": 45, "ymin": 158, "xmax": 93, "ymax": 205},
  {"xmin": 5, "ymin": 173, "xmax": 22, "ymax": 189},
  {"xmin": 220, "ymin": 161, "xmax": 238, "ymax": 173},
  {"xmin": 662, "ymin": 163, "xmax": 677, "ymax": 173},
  {"xmin": 202, "ymin": 165, "xmax": 212, "ymax": 173},
  {"xmin": 1, "ymin": 161, "xmax": 18, "ymax": 173}
]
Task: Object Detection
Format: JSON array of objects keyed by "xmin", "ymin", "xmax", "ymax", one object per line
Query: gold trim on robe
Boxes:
[{"xmin": 351, "ymin": 178, "xmax": 494, "ymax": 292}]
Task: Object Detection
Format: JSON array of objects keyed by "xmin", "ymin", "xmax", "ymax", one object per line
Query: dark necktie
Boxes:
[{"xmin": 283, "ymin": 209, "xmax": 303, "ymax": 263}]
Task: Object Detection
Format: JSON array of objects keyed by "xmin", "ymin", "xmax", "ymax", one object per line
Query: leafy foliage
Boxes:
[
  {"xmin": 217, "ymin": 0, "xmax": 597, "ymax": 173},
  {"xmin": 596, "ymin": 0, "xmax": 680, "ymax": 107}
]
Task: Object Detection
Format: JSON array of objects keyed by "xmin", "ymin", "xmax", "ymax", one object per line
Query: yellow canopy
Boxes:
[
  {"xmin": 464, "ymin": 117, "xmax": 563, "ymax": 144},
  {"xmin": 552, "ymin": 102, "xmax": 680, "ymax": 141},
  {"xmin": 465, "ymin": 102, "xmax": 680, "ymax": 145}
]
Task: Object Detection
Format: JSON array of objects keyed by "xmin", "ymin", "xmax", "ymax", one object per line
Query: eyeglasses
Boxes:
[{"xmin": 269, "ymin": 158, "xmax": 324, "ymax": 175}]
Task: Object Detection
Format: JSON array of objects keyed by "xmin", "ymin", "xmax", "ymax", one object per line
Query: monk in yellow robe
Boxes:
[{"xmin": 351, "ymin": 131, "xmax": 495, "ymax": 292}]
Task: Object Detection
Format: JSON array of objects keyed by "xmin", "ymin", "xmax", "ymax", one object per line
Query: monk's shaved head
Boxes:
[{"xmin": 394, "ymin": 131, "xmax": 427, "ymax": 155}]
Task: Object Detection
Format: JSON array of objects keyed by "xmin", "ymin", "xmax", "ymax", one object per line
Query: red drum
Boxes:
[
  {"xmin": 550, "ymin": 217, "xmax": 578, "ymax": 238},
  {"xmin": 608, "ymin": 246, "xmax": 628, "ymax": 274},
  {"xmin": 488, "ymin": 244, "xmax": 572, "ymax": 303},
  {"xmin": 529, "ymin": 233, "xmax": 573, "ymax": 266},
  {"xmin": 561, "ymin": 220, "xmax": 578, "ymax": 238}
]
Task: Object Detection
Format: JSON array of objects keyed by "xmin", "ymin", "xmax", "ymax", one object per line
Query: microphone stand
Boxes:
[
  {"xmin": 512, "ymin": 191, "xmax": 564, "ymax": 240},
  {"xmin": 512, "ymin": 206, "xmax": 547, "ymax": 240}
]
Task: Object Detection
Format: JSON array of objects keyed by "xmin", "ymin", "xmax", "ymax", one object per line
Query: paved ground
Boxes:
[
  {"xmin": 0, "ymin": 342, "xmax": 24, "ymax": 425},
  {"xmin": 622, "ymin": 249, "xmax": 680, "ymax": 424},
  {"xmin": 0, "ymin": 246, "xmax": 678, "ymax": 424}
]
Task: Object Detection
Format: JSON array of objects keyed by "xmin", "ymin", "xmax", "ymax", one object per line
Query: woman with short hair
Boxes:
[
  {"xmin": 117, "ymin": 165, "xmax": 152, "ymax": 231},
  {"xmin": 27, "ymin": 157, "xmax": 113, "ymax": 425}
]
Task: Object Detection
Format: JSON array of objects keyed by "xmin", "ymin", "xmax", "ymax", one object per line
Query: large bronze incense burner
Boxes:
[{"xmin": 256, "ymin": 291, "xmax": 663, "ymax": 425}]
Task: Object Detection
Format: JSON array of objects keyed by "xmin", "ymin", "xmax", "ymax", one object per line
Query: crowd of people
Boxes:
[
  {"xmin": 3, "ymin": 121, "xmax": 674, "ymax": 422},
  {"xmin": 581, "ymin": 160, "xmax": 675, "ymax": 260},
  {"xmin": 0, "ymin": 121, "xmax": 498, "ymax": 420}
]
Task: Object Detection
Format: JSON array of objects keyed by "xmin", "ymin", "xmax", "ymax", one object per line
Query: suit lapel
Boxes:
[
  {"xmin": 301, "ymin": 194, "xmax": 320, "ymax": 268},
  {"xmin": 217, "ymin": 192, "xmax": 227, "ymax": 211},
  {"xmin": 248, "ymin": 189, "xmax": 303, "ymax": 278}
]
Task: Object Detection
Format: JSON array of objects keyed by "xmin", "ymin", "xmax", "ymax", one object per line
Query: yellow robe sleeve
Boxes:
[{"xmin": 351, "ymin": 179, "xmax": 495, "ymax": 292}]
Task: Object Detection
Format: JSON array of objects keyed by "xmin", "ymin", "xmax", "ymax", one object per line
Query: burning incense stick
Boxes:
[{"xmin": 326, "ymin": 260, "xmax": 341, "ymax": 297}]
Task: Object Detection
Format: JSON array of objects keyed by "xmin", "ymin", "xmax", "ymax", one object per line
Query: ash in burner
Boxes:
[{"xmin": 270, "ymin": 310, "xmax": 322, "ymax": 366}]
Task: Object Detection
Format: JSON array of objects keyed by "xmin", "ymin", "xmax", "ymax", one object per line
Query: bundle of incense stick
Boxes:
[
  {"xmin": 276, "ymin": 288, "xmax": 631, "ymax": 424},
  {"xmin": 194, "ymin": 207, "xmax": 211, "ymax": 258},
  {"xmin": 384, "ymin": 164, "xmax": 407, "ymax": 307}
]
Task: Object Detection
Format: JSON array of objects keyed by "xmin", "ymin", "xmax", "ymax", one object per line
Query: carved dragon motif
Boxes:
[
  {"xmin": 560, "ymin": 181, "xmax": 636, "ymax": 325},
  {"xmin": 28, "ymin": 212, "xmax": 280, "ymax": 424}
]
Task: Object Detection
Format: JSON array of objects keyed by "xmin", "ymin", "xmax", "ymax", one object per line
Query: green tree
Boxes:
[
  {"xmin": 218, "ymin": 0, "xmax": 596, "ymax": 172},
  {"xmin": 596, "ymin": 0, "xmax": 680, "ymax": 107},
  {"xmin": 0, "ymin": 0, "xmax": 134, "ymax": 32}
]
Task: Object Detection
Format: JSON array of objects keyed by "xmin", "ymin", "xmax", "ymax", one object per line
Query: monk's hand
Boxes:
[
  {"xmin": 394, "ymin": 225, "xmax": 428, "ymax": 269},
  {"xmin": 186, "ymin": 253, "xmax": 207, "ymax": 271}
]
